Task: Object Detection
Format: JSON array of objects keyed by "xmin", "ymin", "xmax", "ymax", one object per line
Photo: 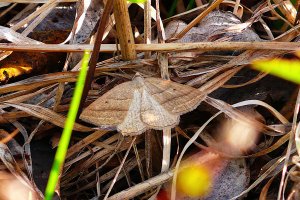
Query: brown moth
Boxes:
[{"xmin": 80, "ymin": 74, "xmax": 205, "ymax": 136}]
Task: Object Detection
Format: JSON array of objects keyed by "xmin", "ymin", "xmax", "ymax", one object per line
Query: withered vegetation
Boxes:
[{"xmin": 0, "ymin": 0, "xmax": 299, "ymax": 199}]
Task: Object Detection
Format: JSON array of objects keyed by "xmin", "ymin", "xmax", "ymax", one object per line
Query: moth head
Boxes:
[{"xmin": 132, "ymin": 72, "xmax": 145, "ymax": 86}]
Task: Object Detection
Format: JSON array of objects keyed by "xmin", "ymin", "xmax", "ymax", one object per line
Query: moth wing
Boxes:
[
  {"xmin": 80, "ymin": 81, "xmax": 137, "ymax": 127},
  {"xmin": 117, "ymin": 90, "xmax": 147, "ymax": 136},
  {"xmin": 141, "ymin": 89, "xmax": 179, "ymax": 129},
  {"xmin": 144, "ymin": 78, "xmax": 206, "ymax": 115}
]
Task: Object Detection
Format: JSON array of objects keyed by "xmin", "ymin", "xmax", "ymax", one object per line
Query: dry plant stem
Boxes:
[
  {"xmin": 12, "ymin": 0, "xmax": 58, "ymax": 30},
  {"xmin": 280, "ymin": 87, "xmax": 300, "ymax": 119},
  {"xmin": 2, "ymin": 102, "xmax": 92, "ymax": 132},
  {"xmin": 3, "ymin": 41, "xmax": 300, "ymax": 53},
  {"xmin": 161, "ymin": 128, "xmax": 171, "ymax": 172},
  {"xmin": 22, "ymin": 2, "xmax": 58, "ymax": 35},
  {"xmin": 66, "ymin": 130, "xmax": 107, "ymax": 158},
  {"xmin": 0, "ymin": 129, "xmax": 19, "ymax": 144},
  {"xmin": 64, "ymin": 154, "xmax": 142, "ymax": 194},
  {"xmin": 104, "ymin": 137, "xmax": 136, "ymax": 200},
  {"xmin": 133, "ymin": 143, "xmax": 145, "ymax": 181},
  {"xmin": 0, "ymin": 0, "xmax": 56, "ymax": 60},
  {"xmin": 155, "ymin": 0, "xmax": 169, "ymax": 81},
  {"xmin": 260, "ymin": 176, "xmax": 276, "ymax": 200},
  {"xmin": 266, "ymin": 0, "xmax": 296, "ymax": 35},
  {"xmin": 117, "ymin": 154, "xmax": 132, "ymax": 188},
  {"xmin": 295, "ymin": 91, "xmax": 300, "ymax": 155},
  {"xmin": 77, "ymin": 0, "xmax": 113, "ymax": 119},
  {"xmin": 144, "ymin": 0, "xmax": 152, "ymax": 58},
  {"xmin": 158, "ymin": 53, "xmax": 169, "ymax": 80},
  {"xmin": 107, "ymin": 170, "xmax": 173, "ymax": 200},
  {"xmin": 113, "ymin": 0, "xmax": 136, "ymax": 60},
  {"xmin": 233, "ymin": 0, "xmax": 241, "ymax": 16},
  {"xmin": 62, "ymin": 136, "xmax": 124, "ymax": 184},
  {"xmin": 168, "ymin": 0, "xmax": 224, "ymax": 42},
  {"xmin": 0, "ymin": 3, "xmax": 17, "ymax": 19},
  {"xmin": 155, "ymin": 2, "xmax": 171, "ymax": 196},
  {"xmin": 155, "ymin": 0, "xmax": 165, "ymax": 42},
  {"xmin": 145, "ymin": 131, "xmax": 152, "ymax": 178},
  {"xmin": 0, "ymin": 64, "xmax": 137, "ymax": 94},
  {"xmin": 155, "ymin": 0, "xmax": 171, "ymax": 173},
  {"xmin": 63, "ymin": 136, "xmax": 143, "ymax": 183},
  {"xmin": 272, "ymin": 0, "xmax": 297, "ymax": 24},
  {"xmin": 275, "ymin": 22, "xmax": 300, "ymax": 41},
  {"xmin": 96, "ymin": 162, "xmax": 101, "ymax": 197},
  {"xmin": 222, "ymin": 72, "xmax": 267, "ymax": 88},
  {"xmin": 259, "ymin": 18, "xmax": 274, "ymax": 40},
  {"xmin": 278, "ymin": 89, "xmax": 300, "ymax": 200}
]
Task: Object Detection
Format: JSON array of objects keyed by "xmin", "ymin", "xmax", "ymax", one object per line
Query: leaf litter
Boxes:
[{"xmin": 0, "ymin": 0, "xmax": 299, "ymax": 199}]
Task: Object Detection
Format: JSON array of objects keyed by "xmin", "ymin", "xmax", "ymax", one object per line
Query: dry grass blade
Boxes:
[
  {"xmin": 1, "ymin": 85, "xmax": 56, "ymax": 105},
  {"xmin": 62, "ymin": 136, "xmax": 143, "ymax": 183},
  {"xmin": 0, "ymin": 62, "xmax": 137, "ymax": 94},
  {"xmin": 259, "ymin": 176, "xmax": 276, "ymax": 200},
  {"xmin": 272, "ymin": 0, "xmax": 296, "ymax": 25},
  {"xmin": 0, "ymin": 26, "xmax": 42, "ymax": 44},
  {"xmin": 2, "ymin": 102, "xmax": 92, "ymax": 132},
  {"xmin": 278, "ymin": 89, "xmax": 300, "ymax": 199},
  {"xmin": 222, "ymin": 72, "xmax": 268, "ymax": 88},
  {"xmin": 66, "ymin": 130, "xmax": 107, "ymax": 158},
  {"xmin": 104, "ymin": 137, "xmax": 136, "ymax": 200},
  {"xmin": 0, "ymin": 72, "xmax": 78, "ymax": 94},
  {"xmin": 0, "ymin": 1, "xmax": 298, "ymax": 199},
  {"xmin": 63, "ymin": 155, "xmax": 144, "ymax": 196},
  {"xmin": 64, "ymin": 134, "xmax": 120, "ymax": 168}
]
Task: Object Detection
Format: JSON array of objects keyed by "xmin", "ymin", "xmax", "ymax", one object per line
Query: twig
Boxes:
[
  {"xmin": 107, "ymin": 170, "xmax": 173, "ymax": 200},
  {"xmin": 113, "ymin": 0, "xmax": 136, "ymax": 60},
  {"xmin": 2, "ymin": 41, "xmax": 300, "ymax": 52},
  {"xmin": 144, "ymin": 0, "xmax": 152, "ymax": 58},
  {"xmin": 76, "ymin": 0, "xmax": 113, "ymax": 119}
]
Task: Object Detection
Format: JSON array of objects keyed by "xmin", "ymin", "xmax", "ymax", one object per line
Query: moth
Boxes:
[{"xmin": 80, "ymin": 74, "xmax": 205, "ymax": 136}]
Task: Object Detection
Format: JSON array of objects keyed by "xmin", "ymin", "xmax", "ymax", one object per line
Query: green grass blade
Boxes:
[
  {"xmin": 252, "ymin": 58, "xmax": 300, "ymax": 84},
  {"xmin": 187, "ymin": 0, "xmax": 195, "ymax": 10},
  {"xmin": 168, "ymin": 0, "xmax": 179, "ymax": 18},
  {"xmin": 45, "ymin": 51, "xmax": 90, "ymax": 200}
]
